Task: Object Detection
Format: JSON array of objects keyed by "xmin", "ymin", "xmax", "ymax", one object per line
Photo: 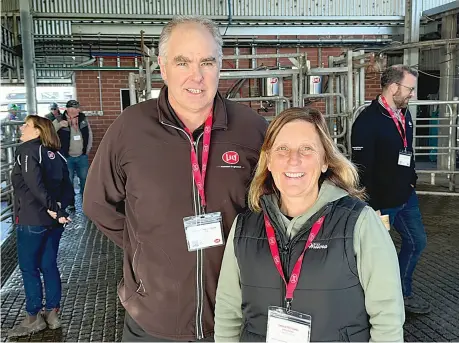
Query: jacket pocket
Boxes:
[
  {"xmin": 339, "ymin": 326, "xmax": 370, "ymax": 342},
  {"xmin": 132, "ymin": 240, "xmax": 146, "ymax": 296}
]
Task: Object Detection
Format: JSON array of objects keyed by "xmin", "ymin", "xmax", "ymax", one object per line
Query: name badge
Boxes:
[
  {"xmin": 267, "ymin": 307, "xmax": 312, "ymax": 343},
  {"xmin": 73, "ymin": 135, "xmax": 82, "ymax": 141},
  {"xmin": 183, "ymin": 212, "xmax": 224, "ymax": 251},
  {"xmin": 398, "ymin": 150, "xmax": 412, "ymax": 167}
]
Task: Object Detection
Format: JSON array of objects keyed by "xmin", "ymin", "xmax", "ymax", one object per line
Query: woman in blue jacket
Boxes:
[{"xmin": 8, "ymin": 115, "xmax": 74, "ymax": 337}]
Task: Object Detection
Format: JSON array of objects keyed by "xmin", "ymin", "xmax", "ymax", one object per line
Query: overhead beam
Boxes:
[
  {"xmin": 423, "ymin": 0, "xmax": 459, "ymax": 18},
  {"xmin": 71, "ymin": 23, "xmax": 403, "ymax": 37}
]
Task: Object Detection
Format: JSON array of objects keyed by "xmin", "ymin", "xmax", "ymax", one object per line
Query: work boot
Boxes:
[
  {"xmin": 43, "ymin": 308, "xmax": 61, "ymax": 329},
  {"xmin": 404, "ymin": 294, "xmax": 431, "ymax": 314},
  {"xmin": 8, "ymin": 313, "xmax": 47, "ymax": 337}
]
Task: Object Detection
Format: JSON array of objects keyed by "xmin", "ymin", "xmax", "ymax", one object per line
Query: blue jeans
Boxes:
[
  {"xmin": 67, "ymin": 154, "xmax": 89, "ymax": 197},
  {"xmin": 16, "ymin": 225, "xmax": 64, "ymax": 315},
  {"xmin": 380, "ymin": 189, "xmax": 427, "ymax": 297}
]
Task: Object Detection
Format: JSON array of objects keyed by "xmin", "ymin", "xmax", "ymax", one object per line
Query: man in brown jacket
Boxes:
[{"xmin": 83, "ymin": 15, "xmax": 268, "ymax": 342}]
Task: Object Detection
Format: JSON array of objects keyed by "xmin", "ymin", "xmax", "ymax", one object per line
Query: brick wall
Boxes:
[{"xmin": 75, "ymin": 44, "xmax": 382, "ymax": 159}]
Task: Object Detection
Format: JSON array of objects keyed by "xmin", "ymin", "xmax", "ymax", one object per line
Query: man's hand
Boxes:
[
  {"xmin": 376, "ymin": 210, "xmax": 381, "ymax": 216},
  {"xmin": 59, "ymin": 120, "xmax": 69, "ymax": 128}
]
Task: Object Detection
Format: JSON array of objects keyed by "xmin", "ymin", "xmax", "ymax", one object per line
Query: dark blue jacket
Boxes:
[
  {"xmin": 351, "ymin": 98, "xmax": 417, "ymax": 209},
  {"xmin": 12, "ymin": 138, "xmax": 74, "ymax": 226}
]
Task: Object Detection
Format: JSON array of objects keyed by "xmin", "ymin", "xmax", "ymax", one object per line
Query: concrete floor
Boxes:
[{"xmin": 1, "ymin": 193, "xmax": 458, "ymax": 342}]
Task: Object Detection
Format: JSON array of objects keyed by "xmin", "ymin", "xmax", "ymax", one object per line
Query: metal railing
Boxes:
[
  {"xmin": 351, "ymin": 99, "xmax": 459, "ymax": 194},
  {"xmin": 1, "ymin": 121, "xmax": 23, "ymax": 229}
]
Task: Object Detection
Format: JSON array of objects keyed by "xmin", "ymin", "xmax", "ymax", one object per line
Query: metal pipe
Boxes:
[
  {"xmin": 19, "ymin": 0, "xmax": 37, "ymax": 115},
  {"xmin": 230, "ymin": 96, "xmax": 291, "ymax": 108},
  {"xmin": 359, "ymin": 50, "xmax": 365, "ymax": 106},
  {"xmin": 0, "ymin": 204, "xmax": 13, "ymax": 217},
  {"xmin": 128, "ymin": 73, "xmax": 137, "ymax": 105},
  {"xmin": 303, "ymin": 93, "xmax": 347, "ymax": 112},
  {"xmin": 416, "ymin": 191, "xmax": 459, "ymax": 196},
  {"xmin": 98, "ymin": 58, "xmax": 104, "ymax": 112},
  {"xmin": 223, "ymin": 52, "xmax": 306, "ymax": 60},
  {"xmin": 298, "ymin": 54, "xmax": 306, "ymax": 107},
  {"xmin": 292, "ymin": 73, "xmax": 299, "ymax": 107},
  {"xmin": 278, "ymin": 77, "xmax": 284, "ymax": 114}
]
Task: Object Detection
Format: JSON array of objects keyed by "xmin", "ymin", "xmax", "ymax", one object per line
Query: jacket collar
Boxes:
[
  {"xmin": 157, "ymin": 85, "xmax": 228, "ymax": 131},
  {"xmin": 373, "ymin": 95, "xmax": 408, "ymax": 118}
]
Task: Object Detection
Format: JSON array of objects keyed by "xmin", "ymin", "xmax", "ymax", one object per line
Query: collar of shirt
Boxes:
[{"xmin": 378, "ymin": 95, "xmax": 402, "ymax": 121}]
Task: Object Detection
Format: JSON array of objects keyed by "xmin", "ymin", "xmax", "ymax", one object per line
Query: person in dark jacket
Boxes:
[
  {"xmin": 8, "ymin": 115, "xmax": 73, "ymax": 338},
  {"xmin": 46, "ymin": 103, "xmax": 64, "ymax": 131},
  {"xmin": 83, "ymin": 15, "xmax": 268, "ymax": 342},
  {"xmin": 214, "ymin": 108, "xmax": 404, "ymax": 342},
  {"xmin": 56, "ymin": 100, "xmax": 93, "ymax": 210},
  {"xmin": 351, "ymin": 65, "xmax": 430, "ymax": 314}
]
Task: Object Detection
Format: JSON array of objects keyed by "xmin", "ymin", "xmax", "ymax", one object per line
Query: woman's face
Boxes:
[
  {"xmin": 268, "ymin": 120, "xmax": 328, "ymax": 201},
  {"xmin": 20, "ymin": 120, "xmax": 40, "ymax": 142}
]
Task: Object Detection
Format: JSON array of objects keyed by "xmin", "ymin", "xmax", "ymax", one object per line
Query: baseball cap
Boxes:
[
  {"xmin": 66, "ymin": 100, "xmax": 80, "ymax": 108},
  {"xmin": 50, "ymin": 102, "xmax": 59, "ymax": 110}
]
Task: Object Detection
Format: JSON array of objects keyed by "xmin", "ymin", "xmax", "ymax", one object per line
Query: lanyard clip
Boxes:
[{"xmin": 285, "ymin": 298, "xmax": 292, "ymax": 312}]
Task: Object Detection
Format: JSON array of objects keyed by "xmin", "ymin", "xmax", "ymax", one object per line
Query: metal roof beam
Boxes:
[{"xmin": 71, "ymin": 23, "xmax": 403, "ymax": 36}]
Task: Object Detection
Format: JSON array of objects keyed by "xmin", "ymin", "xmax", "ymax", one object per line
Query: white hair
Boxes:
[{"xmin": 158, "ymin": 15, "xmax": 223, "ymax": 67}]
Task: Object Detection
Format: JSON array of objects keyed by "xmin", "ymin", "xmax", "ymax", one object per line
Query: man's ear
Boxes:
[{"xmin": 158, "ymin": 56, "xmax": 167, "ymax": 82}]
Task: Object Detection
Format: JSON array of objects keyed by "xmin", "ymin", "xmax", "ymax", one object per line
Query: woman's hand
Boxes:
[
  {"xmin": 58, "ymin": 216, "xmax": 72, "ymax": 224},
  {"xmin": 47, "ymin": 209, "xmax": 57, "ymax": 219}
]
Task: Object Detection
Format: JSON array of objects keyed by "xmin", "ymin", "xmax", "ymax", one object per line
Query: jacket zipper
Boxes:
[
  {"xmin": 161, "ymin": 120, "xmax": 205, "ymax": 340},
  {"xmin": 194, "ymin": 132, "xmax": 205, "ymax": 340}
]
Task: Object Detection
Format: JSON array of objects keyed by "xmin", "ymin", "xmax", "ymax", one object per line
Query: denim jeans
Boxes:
[
  {"xmin": 67, "ymin": 154, "xmax": 89, "ymax": 197},
  {"xmin": 16, "ymin": 225, "xmax": 64, "ymax": 315},
  {"xmin": 380, "ymin": 189, "xmax": 427, "ymax": 297}
]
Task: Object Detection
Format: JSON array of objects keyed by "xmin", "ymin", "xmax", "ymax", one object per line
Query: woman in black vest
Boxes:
[
  {"xmin": 214, "ymin": 108, "xmax": 404, "ymax": 342},
  {"xmin": 8, "ymin": 115, "xmax": 73, "ymax": 338}
]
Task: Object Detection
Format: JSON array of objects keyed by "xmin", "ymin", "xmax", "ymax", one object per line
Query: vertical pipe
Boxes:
[
  {"xmin": 359, "ymin": 49, "xmax": 365, "ymax": 106},
  {"xmin": 450, "ymin": 97, "xmax": 458, "ymax": 191},
  {"xmin": 129, "ymin": 73, "xmax": 137, "ymax": 105},
  {"xmin": 355, "ymin": 77, "xmax": 360, "ymax": 109},
  {"xmin": 347, "ymin": 50, "xmax": 354, "ymax": 157},
  {"xmin": 19, "ymin": 0, "xmax": 37, "ymax": 116},
  {"xmin": 235, "ymin": 46, "xmax": 239, "ymax": 69},
  {"xmin": 145, "ymin": 48, "xmax": 152, "ymax": 100},
  {"xmin": 278, "ymin": 77, "xmax": 284, "ymax": 114},
  {"xmin": 346, "ymin": 50, "xmax": 353, "ymax": 113},
  {"xmin": 298, "ymin": 53, "xmax": 306, "ymax": 107},
  {"xmin": 292, "ymin": 73, "xmax": 298, "ymax": 108}
]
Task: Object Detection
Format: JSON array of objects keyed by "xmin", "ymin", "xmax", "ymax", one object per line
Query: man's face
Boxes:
[
  {"xmin": 67, "ymin": 107, "xmax": 79, "ymax": 118},
  {"xmin": 392, "ymin": 73, "xmax": 417, "ymax": 109},
  {"xmin": 159, "ymin": 23, "xmax": 220, "ymax": 116}
]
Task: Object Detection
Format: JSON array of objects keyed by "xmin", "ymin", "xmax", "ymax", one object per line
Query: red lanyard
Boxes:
[
  {"xmin": 264, "ymin": 213, "xmax": 325, "ymax": 309},
  {"xmin": 184, "ymin": 112, "xmax": 213, "ymax": 208},
  {"xmin": 380, "ymin": 96, "xmax": 407, "ymax": 148}
]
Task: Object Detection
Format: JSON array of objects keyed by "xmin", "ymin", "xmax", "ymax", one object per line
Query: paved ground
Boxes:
[{"xmin": 0, "ymin": 193, "xmax": 458, "ymax": 342}]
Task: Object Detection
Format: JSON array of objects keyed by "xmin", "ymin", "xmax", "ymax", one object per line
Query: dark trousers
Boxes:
[
  {"xmin": 17, "ymin": 225, "xmax": 64, "ymax": 315},
  {"xmin": 380, "ymin": 189, "xmax": 427, "ymax": 297},
  {"xmin": 122, "ymin": 312, "xmax": 214, "ymax": 342}
]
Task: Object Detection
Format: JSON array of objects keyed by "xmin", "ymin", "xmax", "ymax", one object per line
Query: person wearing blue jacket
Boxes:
[
  {"xmin": 351, "ymin": 65, "xmax": 430, "ymax": 315},
  {"xmin": 8, "ymin": 115, "xmax": 74, "ymax": 337}
]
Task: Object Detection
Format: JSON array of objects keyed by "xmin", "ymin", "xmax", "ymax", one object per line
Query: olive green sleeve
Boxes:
[
  {"xmin": 214, "ymin": 216, "xmax": 243, "ymax": 342},
  {"xmin": 353, "ymin": 206, "xmax": 405, "ymax": 342}
]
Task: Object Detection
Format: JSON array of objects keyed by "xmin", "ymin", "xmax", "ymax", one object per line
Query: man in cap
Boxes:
[{"xmin": 57, "ymin": 100, "xmax": 93, "ymax": 210}]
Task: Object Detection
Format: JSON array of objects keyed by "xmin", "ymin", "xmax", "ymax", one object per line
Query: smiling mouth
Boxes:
[
  {"xmin": 284, "ymin": 172, "xmax": 305, "ymax": 178},
  {"xmin": 187, "ymin": 88, "xmax": 203, "ymax": 94}
]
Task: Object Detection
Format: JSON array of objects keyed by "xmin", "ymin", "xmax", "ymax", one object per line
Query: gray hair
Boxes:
[
  {"xmin": 381, "ymin": 64, "xmax": 418, "ymax": 89},
  {"xmin": 158, "ymin": 15, "xmax": 223, "ymax": 66}
]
